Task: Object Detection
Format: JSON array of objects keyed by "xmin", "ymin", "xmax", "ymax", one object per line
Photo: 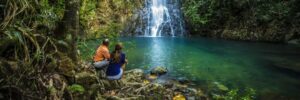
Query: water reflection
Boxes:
[{"xmin": 149, "ymin": 38, "xmax": 164, "ymax": 67}]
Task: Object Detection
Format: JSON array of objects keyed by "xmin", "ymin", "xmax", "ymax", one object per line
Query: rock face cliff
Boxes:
[{"xmin": 182, "ymin": 0, "xmax": 300, "ymax": 42}]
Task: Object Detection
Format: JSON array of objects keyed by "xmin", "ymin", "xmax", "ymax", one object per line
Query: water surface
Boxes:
[{"xmin": 119, "ymin": 37, "xmax": 300, "ymax": 99}]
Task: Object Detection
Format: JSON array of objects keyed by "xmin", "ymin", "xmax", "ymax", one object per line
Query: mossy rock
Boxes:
[
  {"xmin": 75, "ymin": 72, "xmax": 98, "ymax": 88},
  {"xmin": 57, "ymin": 55, "xmax": 76, "ymax": 77},
  {"xmin": 124, "ymin": 69, "xmax": 144, "ymax": 82},
  {"xmin": 213, "ymin": 82, "xmax": 229, "ymax": 92},
  {"xmin": 150, "ymin": 66, "xmax": 168, "ymax": 76}
]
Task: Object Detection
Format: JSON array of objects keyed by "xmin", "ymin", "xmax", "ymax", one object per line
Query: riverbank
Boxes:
[
  {"xmin": 66, "ymin": 62, "xmax": 209, "ymax": 99},
  {"xmin": 65, "ymin": 61, "xmax": 259, "ymax": 100}
]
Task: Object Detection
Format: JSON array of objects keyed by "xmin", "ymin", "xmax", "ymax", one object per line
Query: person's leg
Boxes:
[
  {"xmin": 121, "ymin": 64, "xmax": 126, "ymax": 78},
  {"xmin": 93, "ymin": 60, "xmax": 109, "ymax": 69},
  {"xmin": 107, "ymin": 69, "xmax": 123, "ymax": 80}
]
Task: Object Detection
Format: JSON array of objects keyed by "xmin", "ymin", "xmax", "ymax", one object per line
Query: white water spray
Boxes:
[{"xmin": 144, "ymin": 0, "xmax": 183, "ymax": 37}]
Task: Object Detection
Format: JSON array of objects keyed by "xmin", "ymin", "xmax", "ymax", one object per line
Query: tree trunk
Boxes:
[{"xmin": 55, "ymin": 0, "xmax": 81, "ymax": 62}]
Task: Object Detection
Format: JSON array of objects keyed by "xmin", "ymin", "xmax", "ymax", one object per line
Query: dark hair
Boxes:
[
  {"xmin": 111, "ymin": 43, "xmax": 123, "ymax": 63},
  {"xmin": 102, "ymin": 39, "xmax": 109, "ymax": 46}
]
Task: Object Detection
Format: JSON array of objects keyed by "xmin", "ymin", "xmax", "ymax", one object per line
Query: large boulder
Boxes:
[{"xmin": 150, "ymin": 66, "xmax": 168, "ymax": 75}]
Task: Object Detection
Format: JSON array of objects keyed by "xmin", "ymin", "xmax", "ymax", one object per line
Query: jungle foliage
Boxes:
[
  {"xmin": 0, "ymin": 0, "xmax": 145, "ymax": 99},
  {"xmin": 0, "ymin": 0, "xmax": 81, "ymax": 99},
  {"xmin": 80, "ymin": 0, "xmax": 143, "ymax": 39},
  {"xmin": 182, "ymin": 0, "xmax": 300, "ymax": 42}
]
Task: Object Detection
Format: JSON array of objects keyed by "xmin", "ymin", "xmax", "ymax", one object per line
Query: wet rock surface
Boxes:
[{"xmin": 150, "ymin": 66, "xmax": 168, "ymax": 75}]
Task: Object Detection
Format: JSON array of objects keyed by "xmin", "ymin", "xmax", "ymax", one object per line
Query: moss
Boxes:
[{"xmin": 67, "ymin": 84, "xmax": 85, "ymax": 94}]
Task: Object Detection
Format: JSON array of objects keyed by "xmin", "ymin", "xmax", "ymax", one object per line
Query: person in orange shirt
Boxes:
[{"xmin": 93, "ymin": 39, "xmax": 110, "ymax": 69}]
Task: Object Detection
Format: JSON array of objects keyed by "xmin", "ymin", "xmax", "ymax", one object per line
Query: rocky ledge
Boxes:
[{"xmin": 74, "ymin": 65, "xmax": 209, "ymax": 100}]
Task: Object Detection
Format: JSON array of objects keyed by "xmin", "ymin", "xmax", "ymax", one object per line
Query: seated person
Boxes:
[
  {"xmin": 106, "ymin": 43, "xmax": 127, "ymax": 80},
  {"xmin": 93, "ymin": 39, "xmax": 110, "ymax": 69}
]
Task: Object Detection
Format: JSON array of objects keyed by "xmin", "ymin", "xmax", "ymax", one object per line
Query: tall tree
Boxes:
[{"xmin": 55, "ymin": 0, "xmax": 81, "ymax": 62}]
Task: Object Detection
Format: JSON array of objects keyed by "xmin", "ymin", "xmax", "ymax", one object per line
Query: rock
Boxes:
[
  {"xmin": 41, "ymin": 74, "xmax": 68, "ymax": 99},
  {"xmin": 212, "ymin": 93, "xmax": 225, "ymax": 100},
  {"xmin": 150, "ymin": 66, "xmax": 168, "ymax": 75},
  {"xmin": 57, "ymin": 55, "xmax": 76, "ymax": 77},
  {"xmin": 177, "ymin": 77, "xmax": 190, "ymax": 84},
  {"xmin": 100, "ymin": 79, "xmax": 114, "ymax": 89},
  {"xmin": 88, "ymin": 84, "xmax": 104, "ymax": 98},
  {"xmin": 173, "ymin": 93, "xmax": 186, "ymax": 100},
  {"xmin": 146, "ymin": 74, "xmax": 158, "ymax": 81},
  {"xmin": 124, "ymin": 69, "xmax": 144, "ymax": 82},
  {"xmin": 187, "ymin": 96, "xmax": 195, "ymax": 100},
  {"xmin": 75, "ymin": 72, "xmax": 98, "ymax": 88},
  {"xmin": 135, "ymin": 83, "xmax": 165, "ymax": 95},
  {"xmin": 143, "ymin": 80, "xmax": 150, "ymax": 84},
  {"xmin": 173, "ymin": 83, "xmax": 188, "ymax": 92},
  {"xmin": 213, "ymin": 82, "xmax": 229, "ymax": 92},
  {"xmin": 155, "ymin": 79, "xmax": 175, "ymax": 88},
  {"xmin": 287, "ymin": 39, "xmax": 300, "ymax": 45},
  {"xmin": 187, "ymin": 88, "xmax": 198, "ymax": 95},
  {"xmin": 101, "ymin": 80, "xmax": 123, "ymax": 90}
]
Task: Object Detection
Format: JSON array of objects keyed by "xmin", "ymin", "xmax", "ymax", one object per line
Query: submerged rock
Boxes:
[
  {"xmin": 213, "ymin": 82, "xmax": 229, "ymax": 92},
  {"xmin": 150, "ymin": 66, "xmax": 168, "ymax": 75},
  {"xmin": 287, "ymin": 39, "xmax": 300, "ymax": 45},
  {"xmin": 177, "ymin": 77, "xmax": 190, "ymax": 84}
]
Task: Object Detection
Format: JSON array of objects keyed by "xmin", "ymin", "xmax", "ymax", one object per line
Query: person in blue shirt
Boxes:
[{"xmin": 106, "ymin": 43, "xmax": 127, "ymax": 80}]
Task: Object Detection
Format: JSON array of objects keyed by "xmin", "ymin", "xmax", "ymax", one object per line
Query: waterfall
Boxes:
[{"xmin": 143, "ymin": 0, "xmax": 185, "ymax": 37}]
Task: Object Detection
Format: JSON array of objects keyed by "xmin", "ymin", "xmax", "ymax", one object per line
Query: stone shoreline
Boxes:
[{"xmin": 73, "ymin": 63, "xmax": 209, "ymax": 100}]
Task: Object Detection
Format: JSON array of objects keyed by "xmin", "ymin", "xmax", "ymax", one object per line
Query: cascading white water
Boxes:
[
  {"xmin": 149, "ymin": 0, "xmax": 171, "ymax": 37},
  {"xmin": 144, "ymin": 0, "xmax": 184, "ymax": 37}
]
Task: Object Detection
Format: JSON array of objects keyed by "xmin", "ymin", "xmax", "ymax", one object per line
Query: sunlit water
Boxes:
[
  {"xmin": 81, "ymin": 37, "xmax": 300, "ymax": 99},
  {"xmin": 119, "ymin": 37, "xmax": 300, "ymax": 99}
]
